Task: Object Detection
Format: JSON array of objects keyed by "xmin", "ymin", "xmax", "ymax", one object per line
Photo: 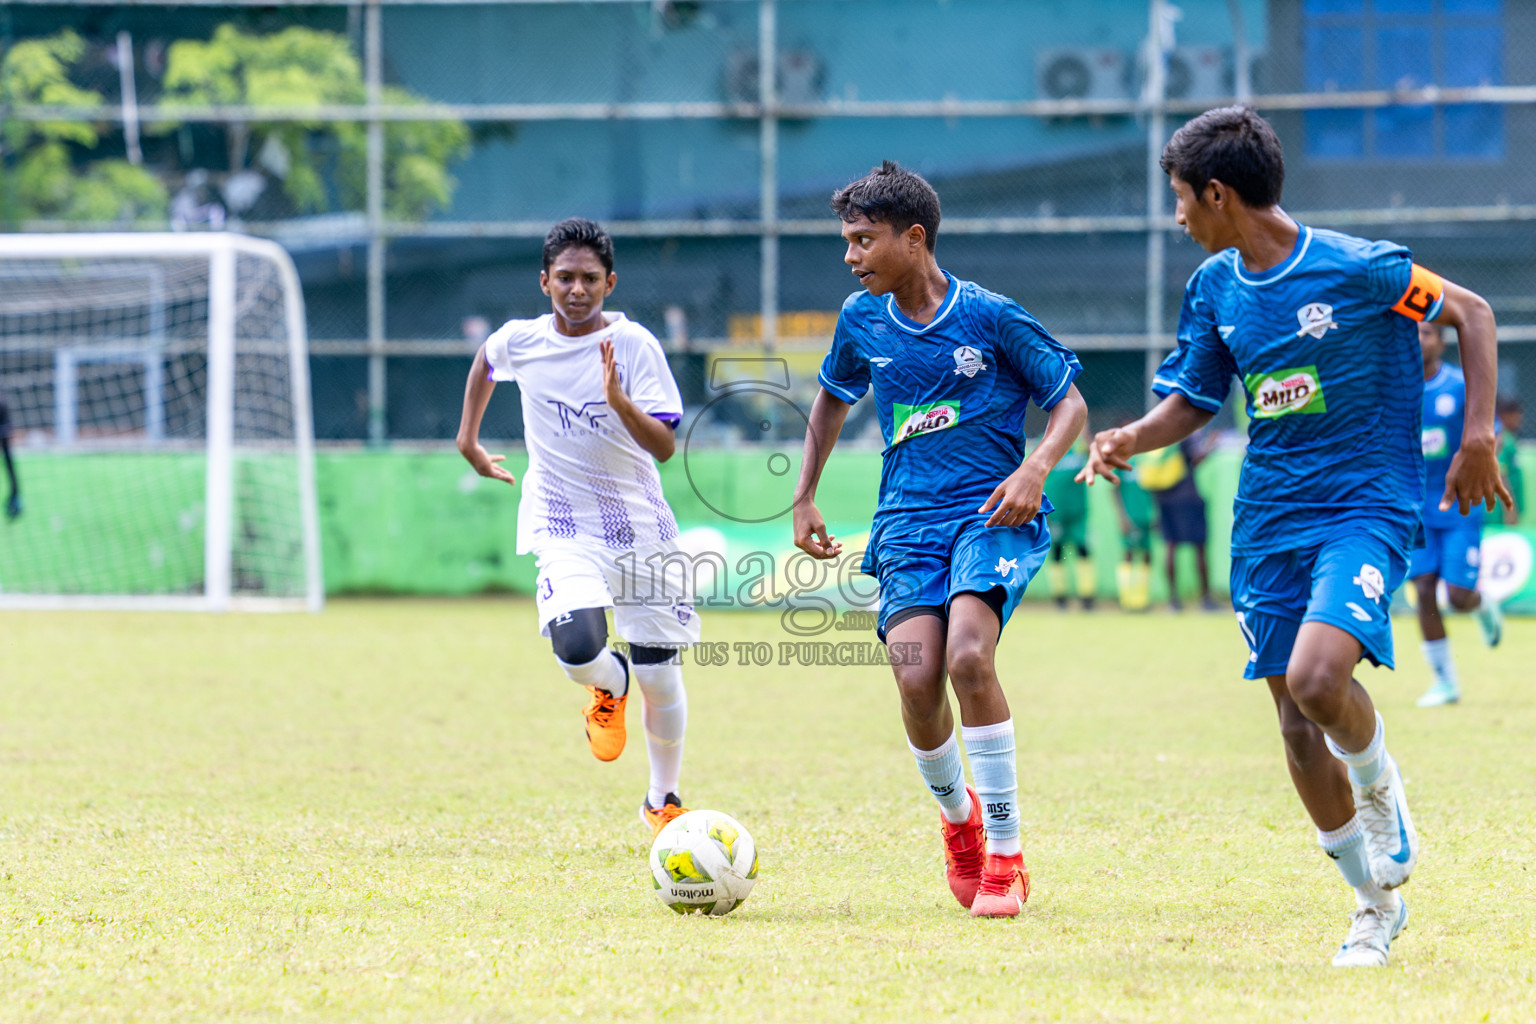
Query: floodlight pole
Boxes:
[
  {"xmin": 116, "ymin": 32, "xmax": 142, "ymax": 166},
  {"xmin": 1228, "ymin": 0, "xmax": 1253, "ymax": 102},
  {"xmin": 759, "ymin": 0, "xmax": 778, "ymax": 354},
  {"xmin": 1144, "ymin": 0, "xmax": 1172, "ymax": 411},
  {"xmin": 365, "ymin": 0, "xmax": 388, "ymax": 445}
]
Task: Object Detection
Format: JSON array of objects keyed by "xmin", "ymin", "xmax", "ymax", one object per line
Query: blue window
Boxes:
[{"xmin": 1303, "ymin": 0, "xmax": 1503, "ymax": 161}]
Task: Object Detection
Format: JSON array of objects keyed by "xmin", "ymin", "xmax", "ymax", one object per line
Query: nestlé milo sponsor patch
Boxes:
[{"xmin": 1244, "ymin": 365, "xmax": 1327, "ymax": 419}]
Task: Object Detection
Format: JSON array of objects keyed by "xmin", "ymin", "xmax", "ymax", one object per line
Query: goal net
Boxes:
[{"xmin": 0, "ymin": 234, "xmax": 322, "ymax": 611}]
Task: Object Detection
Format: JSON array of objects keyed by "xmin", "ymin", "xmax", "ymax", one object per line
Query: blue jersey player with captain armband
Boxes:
[
  {"xmin": 1080, "ymin": 108, "xmax": 1511, "ymax": 968},
  {"xmin": 1410, "ymin": 321, "xmax": 1504, "ymax": 708},
  {"xmin": 792, "ymin": 161, "xmax": 1087, "ymax": 919}
]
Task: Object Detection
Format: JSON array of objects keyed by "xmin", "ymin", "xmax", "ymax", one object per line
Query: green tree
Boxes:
[
  {"xmin": 0, "ymin": 30, "xmax": 167, "ymax": 225},
  {"xmin": 160, "ymin": 25, "xmax": 471, "ymax": 220}
]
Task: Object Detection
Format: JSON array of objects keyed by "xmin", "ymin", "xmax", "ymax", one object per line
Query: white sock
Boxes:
[
  {"xmin": 556, "ymin": 648, "xmax": 627, "ymax": 697},
  {"xmin": 987, "ymin": 835, "xmax": 1022, "ymax": 858},
  {"xmin": 1317, "ymin": 816, "xmax": 1391, "ymax": 908},
  {"xmin": 1326, "ymin": 712, "xmax": 1388, "ymax": 788},
  {"xmin": 634, "ymin": 662, "xmax": 687, "ymax": 805},
  {"xmin": 1420, "ymin": 638, "xmax": 1458, "ymax": 687},
  {"xmin": 1354, "ymin": 877, "xmax": 1394, "ymax": 910},
  {"xmin": 961, "ymin": 719, "xmax": 1020, "ymax": 856},
  {"xmin": 909, "ymin": 734, "xmax": 973, "ymax": 824}
]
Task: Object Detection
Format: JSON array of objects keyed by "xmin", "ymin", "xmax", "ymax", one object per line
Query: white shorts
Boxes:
[{"xmin": 533, "ymin": 539, "xmax": 702, "ymax": 648}]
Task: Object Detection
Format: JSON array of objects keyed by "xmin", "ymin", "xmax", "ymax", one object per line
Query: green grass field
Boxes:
[{"xmin": 3, "ymin": 600, "xmax": 1534, "ymax": 1022}]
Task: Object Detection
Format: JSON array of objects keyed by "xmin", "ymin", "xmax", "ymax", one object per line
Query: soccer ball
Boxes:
[{"xmin": 648, "ymin": 809, "xmax": 758, "ymax": 916}]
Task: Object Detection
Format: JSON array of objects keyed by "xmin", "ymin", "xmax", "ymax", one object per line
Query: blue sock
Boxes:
[
  {"xmin": 961, "ymin": 719, "xmax": 1020, "ymax": 855},
  {"xmin": 909, "ymin": 734, "xmax": 971, "ymax": 823},
  {"xmin": 1326, "ymin": 711, "xmax": 1388, "ymax": 787}
]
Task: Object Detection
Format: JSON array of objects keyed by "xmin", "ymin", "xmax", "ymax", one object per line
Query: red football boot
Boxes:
[{"xmin": 941, "ymin": 785, "xmax": 986, "ymax": 909}]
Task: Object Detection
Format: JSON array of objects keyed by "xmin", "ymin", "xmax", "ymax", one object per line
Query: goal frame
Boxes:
[{"xmin": 0, "ymin": 232, "xmax": 323, "ymax": 613}]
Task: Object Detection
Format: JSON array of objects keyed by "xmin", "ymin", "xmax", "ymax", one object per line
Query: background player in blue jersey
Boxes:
[
  {"xmin": 1080, "ymin": 108, "xmax": 1510, "ymax": 968},
  {"xmin": 792, "ymin": 161, "xmax": 1086, "ymax": 919},
  {"xmin": 1412, "ymin": 321, "xmax": 1503, "ymax": 708}
]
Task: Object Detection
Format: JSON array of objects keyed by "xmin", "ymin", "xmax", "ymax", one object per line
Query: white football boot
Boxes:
[
  {"xmin": 1355, "ymin": 754, "xmax": 1419, "ymax": 889},
  {"xmin": 1332, "ymin": 894, "xmax": 1409, "ymax": 968},
  {"xmin": 1416, "ymin": 678, "xmax": 1461, "ymax": 708}
]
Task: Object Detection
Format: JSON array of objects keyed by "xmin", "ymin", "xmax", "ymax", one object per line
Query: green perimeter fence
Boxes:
[{"xmin": 3, "ymin": 448, "xmax": 1536, "ymax": 613}]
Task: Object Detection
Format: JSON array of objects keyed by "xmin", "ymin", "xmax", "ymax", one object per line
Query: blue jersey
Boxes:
[
  {"xmin": 1420, "ymin": 363, "xmax": 1486, "ymax": 528},
  {"xmin": 1153, "ymin": 225, "xmax": 1444, "ymax": 557},
  {"xmin": 819, "ymin": 272, "xmax": 1082, "ymax": 519}
]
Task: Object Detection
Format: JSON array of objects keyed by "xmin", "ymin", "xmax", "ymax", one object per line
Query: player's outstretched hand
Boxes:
[
  {"xmin": 600, "ymin": 338, "xmax": 625, "ymax": 408},
  {"xmin": 1077, "ymin": 427, "xmax": 1136, "ymax": 486},
  {"xmin": 793, "ymin": 500, "xmax": 841, "ymax": 559},
  {"xmin": 462, "ymin": 443, "xmax": 516, "ymax": 486},
  {"xmin": 979, "ymin": 464, "xmax": 1045, "ymax": 528},
  {"xmin": 1442, "ymin": 435, "xmax": 1513, "ymax": 515}
]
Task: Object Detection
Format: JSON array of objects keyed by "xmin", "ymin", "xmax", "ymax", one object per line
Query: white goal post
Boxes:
[{"xmin": 0, "ymin": 233, "xmax": 323, "ymax": 612}]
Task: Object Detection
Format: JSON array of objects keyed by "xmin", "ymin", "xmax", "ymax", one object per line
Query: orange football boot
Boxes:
[
  {"xmin": 581, "ymin": 684, "xmax": 628, "ymax": 761},
  {"xmin": 640, "ymin": 792, "xmax": 688, "ymax": 836}
]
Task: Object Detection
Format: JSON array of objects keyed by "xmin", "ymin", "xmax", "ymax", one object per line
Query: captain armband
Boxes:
[{"xmin": 1391, "ymin": 264, "xmax": 1445, "ymax": 322}]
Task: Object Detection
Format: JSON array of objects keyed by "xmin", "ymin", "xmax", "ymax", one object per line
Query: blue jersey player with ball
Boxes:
[
  {"xmin": 793, "ymin": 161, "xmax": 1087, "ymax": 919},
  {"xmin": 1082, "ymin": 107, "xmax": 1511, "ymax": 967}
]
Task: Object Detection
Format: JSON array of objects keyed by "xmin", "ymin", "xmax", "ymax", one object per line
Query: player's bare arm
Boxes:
[
  {"xmin": 980, "ymin": 384, "xmax": 1086, "ymax": 528},
  {"xmin": 1077, "ymin": 393, "xmax": 1214, "ymax": 485},
  {"xmin": 792, "ymin": 387, "xmax": 852, "ymax": 559},
  {"xmin": 456, "ymin": 343, "xmax": 517, "ymax": 486},
  {"xmin": 600, "ymin": 338, "xmax": 676, "ymax": 463},
  {"xmin": 1434, "ymin": 279, "xmax": 1513, "ymax": 515}
]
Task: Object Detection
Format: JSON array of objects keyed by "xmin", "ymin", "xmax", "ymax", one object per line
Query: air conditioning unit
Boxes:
[
  {"xmin": 1036, "ymin": 48, "xmax": 1131, "ymax": 101},
  {"xmin": 722, "ymin": 48, "xmax": 826, "ymax": 105},
  {"xmin": 1165, "ymin": 46, "xmax": 1232, "ymax": 101}
]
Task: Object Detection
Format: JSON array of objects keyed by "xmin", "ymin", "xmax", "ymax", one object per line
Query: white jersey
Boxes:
[{"xmin": 485, "ymin": 312, "xmax": 684, "ymax": 555}]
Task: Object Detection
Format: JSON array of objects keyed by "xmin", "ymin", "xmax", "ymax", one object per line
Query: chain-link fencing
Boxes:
[{"xmin": 2, "ymin": 0, "xmax": 1533, "ymax": 445}]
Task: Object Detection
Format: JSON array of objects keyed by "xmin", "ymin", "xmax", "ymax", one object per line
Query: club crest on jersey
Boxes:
[
  {"xmin": 892, "ymin": 399, "xmax": 961, "ymax": 445},
  {"xmin": 952, "ymin": 346, "xmax": 988, "ymax": 378},
  {"xmin": 1295, "ymin": 302, "xmax": 1338, "ymax": 339},
  {"xmin": 1354, "ymin": 564, "xmax": 1386, "ymax": 604},
  {"xmin": 1244, "ymin": 365, "xmax": 1327, "ymax": 419}
]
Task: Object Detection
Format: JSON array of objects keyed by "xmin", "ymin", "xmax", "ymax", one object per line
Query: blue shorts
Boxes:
[
  {"xmin": 1408, "ymin": 523, "xmax": 1483, "ymax": 591},
  {"xmin": 1229, "ymin": 530, "xmax": 1408, "ymax": 680},
  {"xmin": 864, "ymin": 512, "xmax": 1051, "ymax": 642}
]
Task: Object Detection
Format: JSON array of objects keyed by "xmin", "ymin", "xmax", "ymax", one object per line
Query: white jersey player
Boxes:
[{"xmin": 457, "ymin": 218, "xmax": 699, "ymax": 836}]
